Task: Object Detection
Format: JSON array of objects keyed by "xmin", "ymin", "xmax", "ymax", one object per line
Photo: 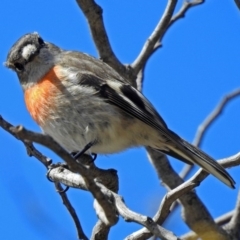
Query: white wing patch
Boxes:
[{"xmin": 106, "ymin": 80, "xmax": 140, "ymax": 108}]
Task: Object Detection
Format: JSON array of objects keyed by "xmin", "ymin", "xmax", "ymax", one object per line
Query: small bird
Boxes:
[{"xmin": 5, "ymin": 32, "xmax": 235, "ymax": 188}]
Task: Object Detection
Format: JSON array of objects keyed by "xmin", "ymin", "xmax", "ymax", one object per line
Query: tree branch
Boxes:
[
  {"xmin": 0, "ymin": 116, "xmax": 118, "ymax": 227},
  {"xmin": 216, "ymin": 211, "xmax": 235, "ymax": 226},
  {"xmin": 194, "ymin": 88, "xmax": 240, "ymax": 147},
  {"xmin": 168, "ymin": 88, "xmax": 240, "ymax": 222},
  {"xmin": 181, "ymin": 208, "xmax": 239, "ymax": 240},
  {"xmin": 169, "ymin": 0, "xmax": 204, "ymax": 27},
  {"xmin": 146, "ymin": 148, "xmax": 233, "ymax": 240},
  {"xmin": 90, "ymin": 220, "xmax": 110, "ymax": 240},
  {"xmin": 48, "ymin": 168, "xmax": 180, "ymax": 240},
  {"xmin": 126, "ymin": 151, "xmax": 240, "ymax": 240},
  {"xmin": 132, "ymin": 0, "xmax": 204, "ymax": 80},
  {"xmin": 225, "ymin": 190, "xmax": 240, "ymax": 239},
  {"xmin": 75, "ymin": 0, "xmax": 135, "ymax": 83},
  {"xmin": 0, "ymin": 115, "xmax": 89, "ymax": 239},
  {"xmin": 179, "ymin": 153, "xmax": 240, "ymax": 240},
  {"xmin": 131, "ymin": 0, "xmax": 177, "ymax": 75},
  {"xmin": 54, "ymin": 182, "xmax": 88, "ymax": 240}
]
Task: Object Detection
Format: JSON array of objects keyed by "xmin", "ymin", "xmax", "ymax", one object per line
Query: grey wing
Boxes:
[
  {"xmin": 58, "ymin": 51, "xmax": 127, "ymax": 84},
  {"xmin": 59, "ymin": 53, "xmax": 193, "ymax": 163},
  {"xmin": 97, "ymin": 81, "xmax": 235, "ymax": 188},
  {"xmin": 57, "ymin": 52, "xmax": 235, "ymax": 188}
]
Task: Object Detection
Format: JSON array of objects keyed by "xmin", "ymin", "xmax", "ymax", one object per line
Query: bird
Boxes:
[{"xmin": 5, "ymin": 32, "xmax": 235, "ymax": 188}]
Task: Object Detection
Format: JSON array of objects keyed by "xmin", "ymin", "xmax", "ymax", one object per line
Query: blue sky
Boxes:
[{"xmin": 0, "ymin": 1, "xmax": 239, "ymax": 239}]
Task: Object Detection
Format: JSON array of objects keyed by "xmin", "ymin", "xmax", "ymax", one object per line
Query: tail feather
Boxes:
[{"xmin": 157, "ymin": 131, "xmax": 235, "ymax": 188}]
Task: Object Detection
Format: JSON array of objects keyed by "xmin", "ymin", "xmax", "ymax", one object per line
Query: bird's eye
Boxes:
[
  {"xmin": 14, "ymin": 62, "xmax": 24, "ymax": 72},
  {"xmin": 38, "ymin": 37, "xmax": 45, "ymax": 46}
]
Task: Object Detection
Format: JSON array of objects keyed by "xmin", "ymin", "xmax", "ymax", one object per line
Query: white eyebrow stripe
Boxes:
[{"xmin": 22, "ymin": 44, "xmax": 37, "ymax": 60}]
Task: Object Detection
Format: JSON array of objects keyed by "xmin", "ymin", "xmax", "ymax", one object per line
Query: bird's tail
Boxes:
[{"xmin": 157, "ymin": 132, "xmax": 235, "ymax": 188}]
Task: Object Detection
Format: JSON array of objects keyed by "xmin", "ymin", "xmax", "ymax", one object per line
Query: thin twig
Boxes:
[
  {"xmin": 98, "ymin": 184, "xmax": 180, "ymax": 240},
  {"xmin": 0, "ymin": 115, "xmax": 89, "ymax": 239},
  {"xmin": 146, "ymin": 148, "xmax": 234, "ymax": 240},
  {"xmin": 132, "ymin": 0, "xmax": 204, "ymax": 79},
  {"xmin": 0, "ymin": 116, "xmax": 118, "ymax": 226},
  {"xmin": 169, "ymin": 89, "xmax": 240, "ymax": 221},
  {"xmin": 55, "ymin": 182, "xmax": 88, "ymax": 240},
  {"xmin": 194, "ymin": 88, "xmax": 240, "ymax": 147},
  {"xmin": 169, "ymin": 0, "xmax": 204, "ymax": 27},
  {"xmin": 126, "ymin": 151, "xmax": 240, "ymax": 240},
  {"xmin": 23, "ymin": 141, "xmax": 52, "ymax": 168},
  {"xmin": 131, "ymin": 0, "xmax": 177, "ymax": 75}
]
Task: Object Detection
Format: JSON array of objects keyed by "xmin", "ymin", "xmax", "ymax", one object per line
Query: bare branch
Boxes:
[
  {"xmin": 169, "ymin": 88, "xmax": 240, "ymax": 221},
  {"xmin": 75, "ymin": 0, "xmax": 135, "ymax": 83},
  {"xmin": 55, "ymin": 182, "xmax": 88, "ymax": 240},
  {"xmin": 126, "ymin": 151, "xmax": 240, "ymax": 240},
  {"xmin": 181, "ymin": 210, "xmax": 235, "ymax": 240},
  {"xmin": 225, "ymin": 190, "xmax": 240, "ymax": 239},
  {"xmin": 216, "ymin": 211, "xmax": 235, "ymax": 226},
  {"xmin": 181, "ymin": 206, "xmax": 239, "ymax": 240},
  {"xmin": 75, "ymin": 0, "xmax": 120, "ymax": 66},
  {"xmin": 48, "ymin": 165, "xmax": 119, "ymax": 193},
  {"xmin": 91, "ymin": 220, "xmax": 110, "ymax": 240},
  {"xmin": 0, "ymin": 115, "xmax": 51, "ymax": 168},
  {"xmin": 180, "ymin": 154, "xmax": 240, "ymax": 240},
  {"xmin": 180, "ymin": 231, "xmax": 199, "ymax": 240},
  {"xmin": 10, "ymin": 125, "xmax": 86, "ymax": 171},
  {"xmin": 0, "ymin": 116, "xmax": 118, "ymax": 227},
  {"xmin": 131, "ymin": 0, "xmax": 177, "ymax": 75},
  {"xmin": 97, "ymin": 184, "xmax": 180, "ymax": 240},
  {"xmin": 194, "ymin": 88, "xmax": 240, "ymax": 147},
  {"xmin": 146, "ymin": 148, "xmax": 233, "ymax": 240},
  {"xmin": 0, "ymin": 115, "xmax": 90, "ymax": 238},
  {"xmin": 169, "ymin": 0, "xmax": 204, "ymax": 27},
  {"xmin": 132, "ymin": 0, "xmax": 204, "ymax": 79},
  {"xmin": 49, "ymin": 168, "xmax": 114, "ymax": 239},
  {"xmin": 24, "ymin": 141, "xmax": 52, "ymax": 168},
  {"xmin": 49, "ymin": 166, "xmax": 88, "ymax": 190},
  {"xmin": 126, "ymin": 179, "xmax": 197, "ymax": 240},
  {"xmin": 48, "ymin": 166, "xmax": 179, "ymax": 240}
]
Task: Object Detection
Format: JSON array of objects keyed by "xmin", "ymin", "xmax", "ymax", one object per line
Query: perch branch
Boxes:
[
  {"xmin": 49, "ymin": 168, "xmax": 180, "ymax": 240},
  {"xmin": 0, "ymin": 116, "xmax": 118, "ymax": 227}
]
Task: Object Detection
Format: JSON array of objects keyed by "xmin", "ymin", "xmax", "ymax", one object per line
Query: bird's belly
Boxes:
[{"xmin": 41, "ymin": 108, "xmax": 143, "ymax": 154}]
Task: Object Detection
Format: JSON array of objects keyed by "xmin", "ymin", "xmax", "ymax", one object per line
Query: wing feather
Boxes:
[{"xmin": 58, "ymin": 58, "xmax": 235, "ymax": 188}]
